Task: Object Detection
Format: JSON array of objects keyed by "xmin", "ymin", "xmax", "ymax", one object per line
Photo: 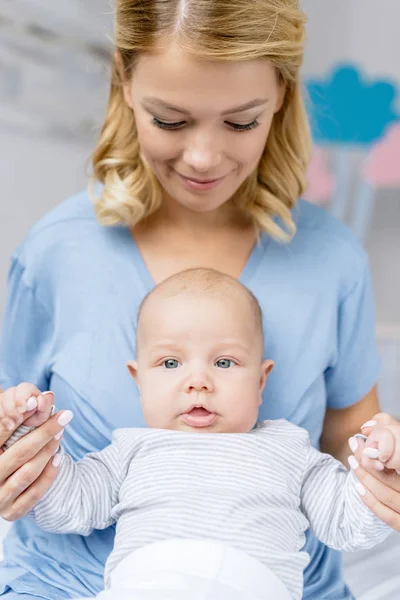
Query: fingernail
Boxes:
[
  {"xmin": 348, "ymin": 437, "xmax": 359, "ymax": 453},
  {"xmin": 57, "ymin": 411, "xmax": 73, "ymax": 426},
  {"xmin": 375, "ymin": 462, "xmax": 385, "ymax": 471},
  {"xmin": 42, "ymin": 391, "xmax": 54, "ymax": 396},
  {"xmin": 54, "ymin": 430, "xmax": 64, "ymax": 441},
  {"xmin": 53, "ymin": 446, "xmax": 60, "ymax": 455},
  {"xmin": 363, "ymin": 447, "xmax": 380, "ymax": 459},
  {"xmin": 52, "ymin": 454, "xmax": 62, "ymax": 467},
  {"xmin": 26, "ymin": 396, "xmax": 38, "ymax": 411},
  {"xmin": 355, "ymin": 482, "xmax": 366, "ymax": 496},
  {"xmin": 348, "ymin": 455, "xmax": 359, "ymax": 470},
  {"xmin": 361, "ymin": 420, "xmax": 377, "ymax": 429}
]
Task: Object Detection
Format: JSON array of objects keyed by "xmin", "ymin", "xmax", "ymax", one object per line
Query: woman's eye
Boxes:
[
  {"xmin": 215, "ymin": 359, "xmax": 235, "ymax": 369},
  {"xmin": 152, "ymin": 118, "xmax": 185, "ymax": 130},
  {"xmin": 227, "ymin": 120, "xmax": 260, "ymax": 132},
  {"xmin": 163, "ymin": 359, "xmax": 180, "ymax": 369},
  {"xmin": 152, "ymin": 117, "xmax": 260, "ymax": 132}
]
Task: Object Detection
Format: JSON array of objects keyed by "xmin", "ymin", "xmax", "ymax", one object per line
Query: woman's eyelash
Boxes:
[
  {"xmin": 151, "ymin": 117, "xmax": 260, "ymax": 132},
  {"xmin": 152, "ymin": 118, "xmax": 185, "ymax": 130},
  {"xmin": 230, "ymin": 120, "xmax": 260, "ymax": 131}
]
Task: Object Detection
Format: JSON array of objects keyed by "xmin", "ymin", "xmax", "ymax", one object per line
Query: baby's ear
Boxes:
[
  {"xmin": 126, "ymin": 360, "xmax": 138, "ymax": 382},
  {"xmin": 260, "ymin": 359, "xmax": 274, "ymax": 392}
]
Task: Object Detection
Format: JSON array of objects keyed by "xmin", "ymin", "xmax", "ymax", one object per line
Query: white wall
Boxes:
[
  {"xmin": 0, "ymin": 132, "xmax": 92, "ymax": 309},
  {"xmin": 0, "ymin": 0, "xmax": 111, "ymax": 313},
  {"xmin": 302, "ymin": 0, "xmax": 400, "ymax": 82}
]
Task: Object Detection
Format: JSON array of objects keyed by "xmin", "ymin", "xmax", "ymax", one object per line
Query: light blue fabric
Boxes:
[
  {"xmin": 2, "ymin": 593, "xmax": 41, "ymax": 600},
  {"xmin": 0, "ymin": 190, "xmax": 380, "ymax": 599}
]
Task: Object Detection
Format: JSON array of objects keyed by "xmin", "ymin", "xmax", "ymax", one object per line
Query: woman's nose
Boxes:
[{"xmin": 183, "ymin": 133, "xmax": 222, "ymax": 172}]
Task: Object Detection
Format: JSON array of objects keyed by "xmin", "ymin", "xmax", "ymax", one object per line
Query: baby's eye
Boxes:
[
  {"xmin": 163, "ymin": 359, "xmax": 180, "ymax": 369},
  {"xmin": 215, "ymin": 359, "xmax": 235, "ymax": 369}
]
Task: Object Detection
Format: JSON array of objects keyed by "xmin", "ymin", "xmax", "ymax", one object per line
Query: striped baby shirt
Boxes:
[{"xmin": 9, "ymin": 420, "xmax": 390, "ymax": 598}]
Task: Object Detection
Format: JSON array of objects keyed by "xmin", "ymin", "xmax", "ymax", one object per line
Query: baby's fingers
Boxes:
[
  {"xmin": 0, "ymin": 389, "xmax": 36, "ymax": 432},
  {"xmin": 24, "ymin": 393, "xmax": 54, "ymax": 428},
  {"xmin": 367, "ymin": 426, "xmax": 395, "ymax": 461},
  {"xmin": 14, "ymin": 383, "xmax": 42, "ymax": 414},
  {"xmin": 380, "ymin": 426, "xmax": 400, "ymax": 471}
]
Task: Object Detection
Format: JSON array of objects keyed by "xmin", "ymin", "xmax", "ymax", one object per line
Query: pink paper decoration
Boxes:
[
  {"xmin": 303, "ymin": 147, "xmax": 334, "ymax": 205},
  {"xmin": 363, "ymin": 123, "xmax": 400, "ymax": 188}
]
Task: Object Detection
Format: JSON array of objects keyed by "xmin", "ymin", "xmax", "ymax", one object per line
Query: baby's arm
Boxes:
[
  {"xmin": 29, "ymin": 442, "xmax": 123, "ymax": 536},
  {"xmin": 4, "ymin": 417, "xmax": 122, "ymax": 536},
  {"xmin": 300, "ymin": 442, "xmax": 391, "ymax": 551}
]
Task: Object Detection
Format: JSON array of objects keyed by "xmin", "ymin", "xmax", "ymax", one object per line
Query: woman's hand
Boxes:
[
  {"xmin": 348, "ymin": 412, "xmax": 400, "ymax": 530},
  {"xmin": 0, "ymin": 383, "xmax": 73, "ymax": 521},
  {"xmin": 0, "ymin": 383, "xmax": 55, "ymax": 433}
]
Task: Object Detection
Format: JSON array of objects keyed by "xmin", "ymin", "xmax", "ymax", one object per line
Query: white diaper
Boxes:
[{"xmin": 93, "ymin": 538, "xmax": 291, "ymax": 600}]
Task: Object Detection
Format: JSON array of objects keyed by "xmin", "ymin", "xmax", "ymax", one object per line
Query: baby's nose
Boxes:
[{"xmin": 185, "ymin": 372, "xmax": 214, "ymax": 393}]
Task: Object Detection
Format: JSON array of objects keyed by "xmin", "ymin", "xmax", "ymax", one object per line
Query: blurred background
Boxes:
[{"xmin": 0, "ymin": 0, "xmax": 399, "ymax": 414}]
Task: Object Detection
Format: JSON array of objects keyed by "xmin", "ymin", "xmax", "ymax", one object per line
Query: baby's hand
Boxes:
[
  {"xmin": 361, "ymin": 418, "xmax": 400, "ymax": 472},
  {"xmin": 0, "ymin": 383, "xmax": 54, "ymax": 433}
]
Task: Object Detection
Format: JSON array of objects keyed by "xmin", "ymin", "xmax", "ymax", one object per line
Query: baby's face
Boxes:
[{"xmin": 129, "ymin": 291, "xmax": 272, "ymax": 433}]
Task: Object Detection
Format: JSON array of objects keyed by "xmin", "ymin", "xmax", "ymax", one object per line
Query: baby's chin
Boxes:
[{"xmin": 151, "ymin": 419, "xmax": 252, "ymax": 434}]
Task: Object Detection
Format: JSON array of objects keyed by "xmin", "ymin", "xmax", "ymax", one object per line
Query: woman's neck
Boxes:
[{"xmin": 142, "ymin": 194, "xmax": 250, "ymax": 237}]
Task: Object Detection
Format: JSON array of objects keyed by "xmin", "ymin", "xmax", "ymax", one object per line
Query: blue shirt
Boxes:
[{"xmin": 0, "ymin": 190, "xmax": 380, "ymax": 599}]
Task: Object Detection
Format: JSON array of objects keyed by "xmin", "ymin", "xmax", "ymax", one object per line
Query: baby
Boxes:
[{"xmin": 1, "ymin": 268, "xmax": 397, "ymax": 600}]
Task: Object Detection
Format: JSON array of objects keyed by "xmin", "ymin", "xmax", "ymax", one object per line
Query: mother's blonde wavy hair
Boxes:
[{"xmin": 90, "ymin": 0, "xmax": 311, "ymax": 241}]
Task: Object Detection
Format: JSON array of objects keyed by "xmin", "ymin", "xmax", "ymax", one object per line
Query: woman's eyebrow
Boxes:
[{"xmin": 142, "ymin": 97, "xmax": 269, "ymax": 116}]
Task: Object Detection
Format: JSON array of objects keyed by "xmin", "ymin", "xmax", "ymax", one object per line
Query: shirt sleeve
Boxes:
[
  {"xmin": 300, "ymin": 442, "xmax": 390, "ymax": 551},
  {"xmin": 2, "ymin": 424, "xmax": 34, "ymax": 451},
  {"xmin": 325, "ymin": 254, "xmax": 381, "ymax": 409},
  {"xmin": 30, "ymin": 441, "xmax": 123, "ymax": 536},
  {"xmin": 0, "ymin": 255, "xmax": 53, "ymax": 392}
]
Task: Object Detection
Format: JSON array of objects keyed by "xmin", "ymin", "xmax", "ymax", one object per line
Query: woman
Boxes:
[{"xmin": 0, "ymin": 1, "xmax": 399, "ymax": 598}]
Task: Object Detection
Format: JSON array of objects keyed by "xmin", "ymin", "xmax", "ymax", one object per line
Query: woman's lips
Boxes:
[
  {"xmin": 182, "ymin": 407, "xmax": 217, "ymax": 428},
  {"xmin": 176, "ymin": 172, "xmax": 226, "ymax": 191}
]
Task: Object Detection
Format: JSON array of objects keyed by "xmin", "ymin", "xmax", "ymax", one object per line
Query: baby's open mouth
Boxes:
[{"xmin": 182, "ymin": 406, "xmax": 217, "ymax": 428}]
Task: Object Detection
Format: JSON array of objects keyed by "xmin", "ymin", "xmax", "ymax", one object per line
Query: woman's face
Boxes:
[{"xmin": 123, "ymin": 43, "xmax": 285, "ymax": 214}]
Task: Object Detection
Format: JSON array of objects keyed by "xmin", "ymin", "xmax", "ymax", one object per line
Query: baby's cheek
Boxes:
[
  {"xmin": 225, "ymin": 399, "xmax": 258, "ymax": 432},
  {"xmin": 142, "ymin": 396, "xmax": 171, "ymax": 428}
]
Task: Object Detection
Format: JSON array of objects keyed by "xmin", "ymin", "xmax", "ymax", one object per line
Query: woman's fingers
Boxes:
[
  {"xmin": 0, "ymin": 409, "xmax": 72, "ymax": 520},
  {"xmin": 0, "ymin": 445, "xmax": 61, "ymax": 521},
  {"xmin": 0, "ymin": 384, "xmax": 42, "ymax": 446},
  {"xmin": 0, "ymin": 436, "xmax": 61, "ymax": 516},
  {"xmin": 0, "ymin": 410, "xmax": 72, "ymax": 480},
  {"xmin": 349, "ymin": 460, "xmax": 400, "ymax": 530}
]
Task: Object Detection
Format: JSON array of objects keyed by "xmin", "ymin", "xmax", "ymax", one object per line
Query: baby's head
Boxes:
[{"xmin": 127, "ymin": 268, "xmax": 273, "ymax": 433}]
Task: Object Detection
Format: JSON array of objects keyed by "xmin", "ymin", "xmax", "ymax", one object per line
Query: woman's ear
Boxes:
[{"xmin": 126, "ymin": 360, "xmax": 139, "ymax": 382}]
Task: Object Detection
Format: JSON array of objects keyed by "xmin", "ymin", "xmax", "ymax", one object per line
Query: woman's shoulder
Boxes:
[
  {"xmin": 17, "ymin": 188, "xmax": 96, "ymax": 255},
  {"xmin": 287, "ymin": 199, "xmax": 370, "ymax": 289},
  {"xmin": 12, "ymin": 187, "xmax": 111, "ymax": 274},
  {"xmin": 294, "ymin": 199, "xmax": 365, "ymax": 256},
  {"xmin": 9, "ymin": 187, "xmax": 118, "ymax": 297}
]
